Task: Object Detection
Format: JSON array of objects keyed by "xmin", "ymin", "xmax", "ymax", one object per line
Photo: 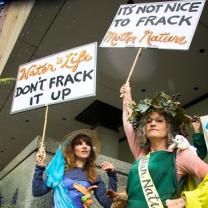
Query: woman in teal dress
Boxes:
[{"xmin": 119, "ymin": 83, "xmax": 208, "ymax": 208}]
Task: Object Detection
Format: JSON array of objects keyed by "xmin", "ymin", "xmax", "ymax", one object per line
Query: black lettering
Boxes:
[
  {"xmin": 155, "ymin": 4, "xmax": 163, "ymax": 13},
  {"xmin": 114, "ymin": 19, "xmax": 123, "ymax": 27},
  {"xmin": 127, "ymin": 6, "xmax": 136, "ymax": 15},
  {"xmin": 117, "ymin": 7, "xmax": 123, "ymax": 15},
  {"xmin": 143, "ymin": 179, "xmax": 153, "ymax": 189},
  {"xmin": 30, "ymin": 97, "xmax": 33, "ymax": 106},
  {"xmin": 167, "ymin": 15, "xmax": 179, "ymax": 25},
  {"xmin": 114, "ymin": 18, "xmax": 130, "ymax": 27},
  {"xmin": 155, "ymin": 16, "xmax": 166, "ymax": 25},
  {"xmin": 15, "ymin": 87, "xmax": 23, "ymax": 97},
  {"xmin": 136, "ymin": 17, "xmax": 147, "ymax": 26},
  {"xmin": 74, "ymin": 71, "xmax": 82, "ymax": 82},
  {"xmin": 49, "ymin": 77, "xmax": 56, "ymax": 89},
  {"xmin": 56, "ymin": 75, "xmax": 64, "ymax": 87},
  {"xmin": 136, "ymin": 6, "xmax": 146, "ymax": 14},
  {"xmin": 145, "ymin": 188, "xmax": 153, "ymax": 196},
  {"xmin": 176, "ymin": 3, "xmax": 182, "ymax": 12},
  {"xmin": 189, "ymin": 2, "xmax": 202, "ymax": 12},
  {"xmin": 83, "ymin": 70, "xmax": 93, "ymax": 81},
  {"xmin": 30, "ymin": 82, "xmax": 38, "ymax": 93},
  {"xmin": 148, "ymin": 195, "xmax": 160, "ymax": 205},
  {"xmin": 144, "ymin": 16, "xmax": 156, "ymax": 26},
  {"xmin": 164, "ymin": 4, "xmax": 177, "ymax": 12},
  {"xmin": 118, "ymin": 6, "xmax": 129, "ymax": 15},
  {"xmin": 120, "ymin": 18, "xmax": 130, "ymax": 26},
  {"xmin": 51, "ymin": 91, "xmax": 61, "ymax": 100},
  {"xmin": 179, "ymin": 15, "xmax": 192, "ymax": 26},
  {"xmin": 64, "ymin": 74, "xmax": 74, "ymax": 86},
  {"xmin": 180, "ymin": 3, "xmax": 190, "ymax": 11},
  {"xmin": 38, "ymin": 77, "xmax": 47, "ymax": 91},
  {"xmin": 146, "ymin": 5, "xmax": 155, "ymax": 13},
  {"xmin": 62, "ymin": 88, "xmax": 71, "ymax": 100},
  {"xmin": 23, "ymin": 85, "xmax": 30, "ymax": 94},
  {"xmin": 31, "ymin": 93, "xmax": 43, "ymax": 105}
]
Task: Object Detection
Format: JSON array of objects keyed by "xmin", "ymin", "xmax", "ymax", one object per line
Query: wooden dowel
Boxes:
[
  {"xmin": 126, "ymin": 47, "xmax": 143, "ymax": 84},
  {"xmin": 40, "ymin": 105, "xmax": 49, "ymax": 149}
]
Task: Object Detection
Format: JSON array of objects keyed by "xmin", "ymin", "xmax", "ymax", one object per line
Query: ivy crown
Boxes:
[{"xmin": 129, "ymin": 92, "xmax": 189, "ymax": 130}]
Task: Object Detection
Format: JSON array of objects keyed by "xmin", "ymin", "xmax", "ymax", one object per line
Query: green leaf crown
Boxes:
[{"xmin": 129, "ymin": 92, "xmax": 189, "ymax": 132}]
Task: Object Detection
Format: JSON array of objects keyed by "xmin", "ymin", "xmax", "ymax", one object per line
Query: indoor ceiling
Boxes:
[{"xmin": 0, "ymin": 0, "xmax": 208, "ymax": 170}]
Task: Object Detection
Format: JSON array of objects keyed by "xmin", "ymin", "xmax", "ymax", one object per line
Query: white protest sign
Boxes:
[
  {"xmin": 100, "ymin": 0, "xmax": 205, "ymax": 50},
  {"xmin": 11, "ymin": 42, "xmax": 97, "ymax": 114},
  {"xmin": 200, "ymin": 115, "xmax": 208, "ymax": 152}
]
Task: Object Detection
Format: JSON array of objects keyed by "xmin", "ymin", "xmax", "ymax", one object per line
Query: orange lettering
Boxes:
[
  {"xmin": 18, "ymin": 63, "xmax": 56, "ymax": 81},
  {"xmin": 139, "ymin": 30, "xmax": 187, "ymax": 46},
  {"xmin": 104, "ymin": 31, "xmax": 137, "ymax": 46},
  {"xmin": 59, "ymin": 50, "xmax": 92, "ymax": 72}
]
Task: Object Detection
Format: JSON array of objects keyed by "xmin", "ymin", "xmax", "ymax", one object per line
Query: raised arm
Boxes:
[
  {"xmin": 120, "ymin": 82, "xmax": 143, "ymax": 159},
  {"xmin": 32, "ymin": 148, "xmax": 51, "ymax": 197}
]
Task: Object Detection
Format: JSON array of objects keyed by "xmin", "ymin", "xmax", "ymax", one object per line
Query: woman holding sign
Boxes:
[
  {"xmin": 119, "ymin": 82, "xmax": 208, "ymax": 208},
  {"xmin": 32, "ymin": 129, "xmax": 117, "ymax": 208}
]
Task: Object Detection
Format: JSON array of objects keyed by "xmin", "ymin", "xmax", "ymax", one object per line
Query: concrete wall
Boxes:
[
  {"xmin": 96, "ymin": 126, "xmax": 119, "ymax": 159},
  {"xmin": 119, "ymin": 139, "xmax": 134, "ymax": 164},
  {"xmin": 0, "ymin": 136, "xmax": 131, "ymax": 208}
]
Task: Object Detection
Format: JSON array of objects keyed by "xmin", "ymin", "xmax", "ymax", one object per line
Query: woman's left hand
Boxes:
[
  {"xmin": 100, "ymin": 161, "xmax": 115, "ymax": 172},
  {"xmin": 165, "ymin": 198, "xmax": 186, "ymax": 208}
]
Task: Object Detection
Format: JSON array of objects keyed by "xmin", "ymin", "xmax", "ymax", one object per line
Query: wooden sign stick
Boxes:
[
  {"xmin": 40, "ymin": 105, "xmax": 49, "ymax": 149},
  {"xmin": 120, "ymin": 48, "xmax": 143, "ymax": 98},
  {"xmin": 126, "ymin": 47, "xmax": 143, "ymax": 84}
]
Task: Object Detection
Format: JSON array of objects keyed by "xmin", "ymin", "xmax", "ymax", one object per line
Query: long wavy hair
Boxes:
[
  {"xmin": 136, "ymin": 110, "xmax": 178, "ymax": 154},
  {"xmin": 63, "ymin": 134, "xmax": 98, "ymax": 182}
]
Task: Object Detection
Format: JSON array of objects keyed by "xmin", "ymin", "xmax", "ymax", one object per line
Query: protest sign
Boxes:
[
  {"xmin": 11, "ymin": 42, "xmax": 97, "ymax": 114},
  {"xmin": 100, "ymin": 0, "xmax": 205, "ymax": 50},
  {"xmin": 200, "ymin": 115, "xmax": 208, "ymax": 152}
]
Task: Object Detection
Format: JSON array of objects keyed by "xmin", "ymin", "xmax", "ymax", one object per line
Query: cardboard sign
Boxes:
[
  {"xmin": 200, "ymin": 115, "xmax": 208, "ymax": 153},
  {"xmin": 11, "ymin": 42, "xmax": 97, "ymax": 114},
  {"xmin": 100, "ymin": 0, "xmax": 205, "ymax": 50}
]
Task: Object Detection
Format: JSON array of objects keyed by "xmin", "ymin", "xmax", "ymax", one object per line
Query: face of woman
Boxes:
[
  {"xmin": 145, "ymin": 112, "xmax": 168, "ymax": 140},
  {"xmin": 74, "ymin": 139, "xmax": 91, "ymax": 161}
]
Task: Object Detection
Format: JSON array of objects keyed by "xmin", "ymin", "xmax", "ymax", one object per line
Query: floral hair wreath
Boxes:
[{"xmin": 128, "ymin": 92, "xmax": 190, "ymax": 135}]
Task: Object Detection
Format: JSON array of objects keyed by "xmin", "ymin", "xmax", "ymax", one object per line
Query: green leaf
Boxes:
[{"xmin": 0, "ymin": 78, "xmax": 16, "ymax": 85}]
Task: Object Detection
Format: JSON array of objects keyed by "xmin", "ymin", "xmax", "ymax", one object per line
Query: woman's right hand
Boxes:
[
  {"xmin": 120, "ymin": 82, "xmax": 131, "ymax": 98},
  {"xmin": 36, "ymin": 147, "xmax": 46, "ymax": 167}
]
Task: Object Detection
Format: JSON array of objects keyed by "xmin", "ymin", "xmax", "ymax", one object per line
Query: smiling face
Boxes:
[
  {"xmin": 74, "ymin": 139, "xmax": 91, "ymax": 160},
  {"xmin": 145, "ymin": 111, "xmax": 168, "ymax": 140}
]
